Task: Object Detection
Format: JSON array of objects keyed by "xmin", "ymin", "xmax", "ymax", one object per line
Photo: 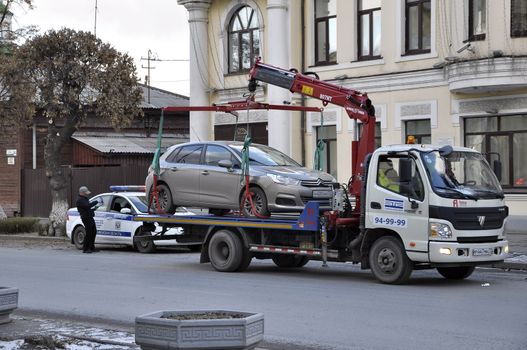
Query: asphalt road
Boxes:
[{"xmin": 1, "ymin": 243, "xmax": 526, "ymax": 350}]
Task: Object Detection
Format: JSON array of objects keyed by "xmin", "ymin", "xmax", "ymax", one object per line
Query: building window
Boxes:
[
  {"xmin": 405, "ymin": 0, "xmax": 431, "ymax": 55},
  {"xmin": 315, "ymin": 0, "xmax": 337, "ymax": 65},
  {"xmin": 358, "ymin": 0, "xmax": 381, "ymax": 60},
  {"xmin": 468, "ymin": 0, "xmax": 486, "ymax": 41},
  {"xmin": 405, "ymin": 119, "xmax": 431, "ymax": 144},
  {"xmin": 228, "ymin": 6, "xmax": 260, "ymax": 73},
  {"xmin": 511, "ymin": 0, "xmax": 527, "ymax": 37},
  {"xmin": 316, "ymin": 125, "xmax": 337, "ymax": 177},
  {"xmin": 464, "ymin": 115, "xmax": 527, "ymax": 192},
  {"xmin": 358, "ymin": 122, "xmax": 382, "ymax": 149}
]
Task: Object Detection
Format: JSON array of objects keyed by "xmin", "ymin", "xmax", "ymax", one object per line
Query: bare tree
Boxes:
[{"xmin": 4, "ymin": 28, "xmax": 143, "ymax": 235}]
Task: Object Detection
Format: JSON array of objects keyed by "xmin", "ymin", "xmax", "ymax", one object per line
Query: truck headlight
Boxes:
[
  {"xmin": 429, "ymin": 222, "xmax": 452, "ymax": 239},
  {"xmin": 268, "ymin": 173, "xmax": 301, "ymax": 186}
]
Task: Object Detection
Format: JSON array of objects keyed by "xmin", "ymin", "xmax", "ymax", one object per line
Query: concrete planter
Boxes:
[
  {"xmin": 0, "ymin": 287, "xmax": 18, "ymax": 324},
  {"xmin": 135, "ymin": 310, "xmax": 264, "ymax": 350}
]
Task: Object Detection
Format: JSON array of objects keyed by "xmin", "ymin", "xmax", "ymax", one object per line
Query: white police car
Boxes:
[{"xmin": 66, "ymin": 186, "xmax": 198, "ymax": 253}]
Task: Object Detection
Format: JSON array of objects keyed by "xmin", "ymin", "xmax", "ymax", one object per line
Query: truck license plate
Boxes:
[
  {"xmin": 473, "ymin": 248, "xmax": 493, "ymax": 256},
  {"xmin": 312, "ymin": 190, "xmax": 332, "ymax": 199}
]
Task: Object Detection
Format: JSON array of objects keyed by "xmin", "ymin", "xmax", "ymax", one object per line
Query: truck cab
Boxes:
[{"xmin": 365, "ymin": 144, "xmax": 509, "ymax": 281}]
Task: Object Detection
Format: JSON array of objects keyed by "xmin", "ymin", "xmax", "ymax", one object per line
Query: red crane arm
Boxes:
[{"xmin": 248, "ymin": 59, "xmax": 377, "ymax": 209}]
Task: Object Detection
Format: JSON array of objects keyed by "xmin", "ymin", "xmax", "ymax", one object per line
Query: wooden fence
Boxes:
[{"xmin": 22, "ymin": 165, "xmax": 148, "ymax": 217}]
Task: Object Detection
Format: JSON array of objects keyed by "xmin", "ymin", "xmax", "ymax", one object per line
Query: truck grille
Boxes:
[
  {"xmin": 429, "ymin": 206, "xmax": 508, "ymax": 230},
  {"xmin": 457, "ymin": 236, "xmax": 499, "ymax": 243}
]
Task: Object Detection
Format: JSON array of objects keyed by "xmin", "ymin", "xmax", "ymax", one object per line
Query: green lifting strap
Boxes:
[
  {"xmin": 240, "ymin": 134, "xmax": 252, "ymax": 184},
  {"xmin": 151, "ymin": 109, "xmax": 164, "ymax": 176},
  {"xmin": 314, "ymin": 112, "xmax": 325, "ymax": 171}
]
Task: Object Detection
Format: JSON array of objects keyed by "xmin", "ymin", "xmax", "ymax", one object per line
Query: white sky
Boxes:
[{"xmin": 11, "ymin": 0, "xmax": 191, "ymax": 96}]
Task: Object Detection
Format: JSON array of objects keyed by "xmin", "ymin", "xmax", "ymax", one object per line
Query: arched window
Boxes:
[{"xmin": 228, "ymin": 6, "xmax": 260, "ymax": 73}]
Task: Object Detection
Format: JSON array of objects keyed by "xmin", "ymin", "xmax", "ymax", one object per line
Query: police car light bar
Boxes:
[{"xmin": 109, "ymin": 185, "xmax": 146, "ymax": 192}]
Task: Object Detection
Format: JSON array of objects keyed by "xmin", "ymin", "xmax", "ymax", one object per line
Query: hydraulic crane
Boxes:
[{"xmin": 248, "ymin": 58, "xmax": 376, "ymax": 215}]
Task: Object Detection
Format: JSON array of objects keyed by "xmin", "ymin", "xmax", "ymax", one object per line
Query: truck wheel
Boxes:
[
  {"xmin": 369, "ymin": 236, "xmax": 413, "ymax": 284},
  {"xmin": 134, "ymin": 229, "xmax": 157, "ymax": 254},
  {"xmin": 272, "ymin": 254, "xmax": 308, "ymax": 268},
  {"xmin": 72, "ymin": 226, "xmax": 85, "ymax": 250},
  {"xmin": 208, "ymin": 230, "xmax": 245, "ymax": 272},
  {"xmin": 150, "ymin": 184, "xmax": 175, "ymax": 214},
  {"xmin": 437, "ymin": 266, "xmax": 475, "ymax": 280}
]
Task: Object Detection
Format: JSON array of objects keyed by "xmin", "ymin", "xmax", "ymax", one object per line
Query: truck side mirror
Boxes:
[
  {"xmin": 493, "ymin": 160, "xmax": 502, "ymax": 181},
  {"xmin": 399, "ymin": 158, "xmax": 413, "ymax": 183}
]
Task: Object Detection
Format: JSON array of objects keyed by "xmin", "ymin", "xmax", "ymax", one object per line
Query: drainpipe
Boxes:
[{"xmin": 300, "ymin": 0, "xmax": 306, "ymax": 166}]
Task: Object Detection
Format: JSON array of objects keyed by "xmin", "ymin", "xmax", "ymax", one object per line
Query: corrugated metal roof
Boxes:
[
  {"xmin": 72, "ymin": 136, "xmax": 186, "ymax": 154},
  {"xmin": 139, "ymin": 84, "xmax": 189, "ymax": 109}
]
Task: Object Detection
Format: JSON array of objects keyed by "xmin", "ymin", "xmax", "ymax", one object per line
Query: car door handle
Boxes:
[
  {"xmin": 169, "ymin": 168, "xmax": 178, "ymax": 172},
  {"xmin": 201, "ymin": 170, "xmax": 209, "ymax": 175}
]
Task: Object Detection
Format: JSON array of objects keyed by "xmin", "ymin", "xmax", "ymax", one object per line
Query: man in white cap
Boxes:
[{"xmin": 76, "ymin": 186, "xmax": 99, "ymax": 253}]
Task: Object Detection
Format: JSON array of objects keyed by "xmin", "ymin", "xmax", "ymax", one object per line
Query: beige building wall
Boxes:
[{"xmin": 182, "ymin": 0, "xmax": 527, "ymax": 215}]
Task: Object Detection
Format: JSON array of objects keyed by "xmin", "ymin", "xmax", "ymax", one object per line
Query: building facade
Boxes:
[{"xmin": 178, "ymin": 0, "xmax": 527, "ymax": 216}]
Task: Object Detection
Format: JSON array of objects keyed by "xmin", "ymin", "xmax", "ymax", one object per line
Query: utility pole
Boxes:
[
  {"xmin": 94, "ymin": 0, "xmax": 98, "ymax": 37},
  {"xmin": 141, "ymin": 49, "xmax": 155, "ymax": 105}
]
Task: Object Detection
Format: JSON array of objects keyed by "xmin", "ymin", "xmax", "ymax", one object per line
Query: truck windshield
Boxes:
[{"xmin": 421, "ymin": 151, "xmax": 504, "ymax": 200}]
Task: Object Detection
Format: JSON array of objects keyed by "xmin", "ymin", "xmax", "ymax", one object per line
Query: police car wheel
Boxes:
[
  {"xmin": 73, "ymin": 226, "xmax": 85, "ymax": 250},
  {"xmin": 135, "ymin": 229, "xmax": 157, "ymax": 253}
]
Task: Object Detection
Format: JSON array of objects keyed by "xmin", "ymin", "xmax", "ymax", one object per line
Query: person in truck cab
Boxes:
[{"xmin": 378, "ymin": 159, "xmax": 400, "ymax": 192}]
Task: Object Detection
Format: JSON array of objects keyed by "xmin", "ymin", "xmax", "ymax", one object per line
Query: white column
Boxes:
[
  {"xmin": 178, "ymin": 0, "xmax": 212, "ymax": 141},
  {"xmin": 266, "ymin": 0, "xmax": 291, "ymax": 155}
]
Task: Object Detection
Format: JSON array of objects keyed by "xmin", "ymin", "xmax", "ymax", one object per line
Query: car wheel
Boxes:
[
  {"xmin": 150, "ymin": 184, "xmax": 175, "ymax": 214},
  {"xmin": 208, "ymin": 230, "xmax": 245, "ymax": 272},
  {"xmin": 134, "ymin": 229, "xmax": 157, "ymax": 254},
  {"xmin": 437, "ymin": 266, "xmax": 475, "ymax": 280},
  {"xmin": 242, "ymin": 187, "xmax": 270, "ymax": 217},
  {"xmin": 369, "ymin": 236, "xmax": 413, "ymax": 284},
  {"xmin": 72, "ymin": 226, "xmax": 85, "ymax": 250},
  {"xmin": 272, "ymin": 254, "xmax": 309, "ymax": 268}
]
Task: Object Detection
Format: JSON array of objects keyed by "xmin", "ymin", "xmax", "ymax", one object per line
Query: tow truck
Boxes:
[{"xmin": 134, "ymin": 59, "xmax": 509, "ymax": 284}]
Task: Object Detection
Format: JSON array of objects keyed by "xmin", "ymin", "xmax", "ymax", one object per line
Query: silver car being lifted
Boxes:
[{"xmin": 146, "ymin": 141, "xmax": 338, "ymax": 216}]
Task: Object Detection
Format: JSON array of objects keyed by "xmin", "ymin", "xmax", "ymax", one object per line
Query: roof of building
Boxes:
[
  {"xmin": 139, "ymin": 84, "xmax": 189, "ymax": 109},
  {"xmin": 72, "ymin": 135, "xmax": 187, "ymax": 154}
]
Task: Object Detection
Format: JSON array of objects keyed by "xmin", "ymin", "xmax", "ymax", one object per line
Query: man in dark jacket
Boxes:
[{"xmin": 76, "ymin": 186, "xmax": 99, "ymax": 253}]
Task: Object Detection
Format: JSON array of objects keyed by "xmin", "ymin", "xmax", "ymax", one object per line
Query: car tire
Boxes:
[
  {"xmin": 208, "ymin": 230, "xmax": 244, "ymax": 272},
  {"xmin": 72, "ymin": 226, "xmax": 85, "ymax": 250},
  {"xmin": 150, "ymin": 184, "xmax": 175, "ymax": 214},
  {"xmin": 272, "ymin": 254, "xmax": 309, "ymax": 268},
  {"xmin": 134, "ymin": 229, "xmax": 157, "ymax": 254},
  {"xmin": 369, "ymin": 236, "xmax": 413, "ymax": 284},
  {"xmin": 242, "ymin": 187, "xmax": 270, "ymax": 217},
  {"xmin": 436, "ymin": 266, "xmax": 475, "ymax": 280}
]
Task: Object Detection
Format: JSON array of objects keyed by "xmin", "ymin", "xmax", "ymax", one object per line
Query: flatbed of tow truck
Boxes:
[{"xmin": 132, "ymin": 201, "xmax": 341, "ymax": 260}]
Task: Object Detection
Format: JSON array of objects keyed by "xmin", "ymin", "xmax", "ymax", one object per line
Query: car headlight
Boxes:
[
  {"xmin": 267, "ymin": 173, "xmax": 301, "ymax": 186},
  {"xmin": 429, "ymin": 222, "xmax": 452, "ymax": 239}
]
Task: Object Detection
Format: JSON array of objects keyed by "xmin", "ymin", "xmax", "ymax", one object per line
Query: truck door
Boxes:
[{"xmin": 367, "ymin": 154, "xmax": 430, "ymax": 255}]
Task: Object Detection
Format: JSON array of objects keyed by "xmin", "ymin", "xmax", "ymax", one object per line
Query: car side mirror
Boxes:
[
  {"xmin": 493, "ymin": 160, "xmax": 502, "ymax": 181},
  {"xmin": 218, "ymin": 159, "xmax": 233, "ymax": 169},
  {"xmin": 120, "ymin": 208, "xmax": 132, "ymax": 215}
]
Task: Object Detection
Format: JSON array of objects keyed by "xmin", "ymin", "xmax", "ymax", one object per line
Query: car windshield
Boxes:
[
  {"xmin": 421, "ymin": 150, "xmax": 504, "ymax": 200},
  {"xmin": 230, "ymin": 144, "xmax": 300, "ymax": 166}
]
